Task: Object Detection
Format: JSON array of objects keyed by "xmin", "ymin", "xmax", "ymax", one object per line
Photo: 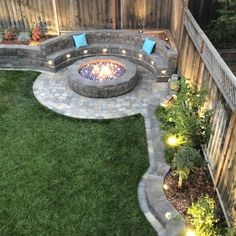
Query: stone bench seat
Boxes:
[
  {"xmin": 46, "ymin": 43, "xmax": 169, "ymax": 78},
  {"xmin": 41, "ymin": 30, "xmax": 178, "ymax": 81},
  {"xmin": 0, "ymin": 30, "xmax": 177, "ymax": 76}
]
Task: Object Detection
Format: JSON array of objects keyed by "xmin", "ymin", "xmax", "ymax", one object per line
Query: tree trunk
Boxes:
[{"xmin": 178, "ymin": 174, "xmax": 183, "ymax": 188}]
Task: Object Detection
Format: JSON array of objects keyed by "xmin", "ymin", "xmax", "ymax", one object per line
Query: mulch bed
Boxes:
[{"xmin": 164, "ymin": 167, "xmax": 227, "ymax": 227}]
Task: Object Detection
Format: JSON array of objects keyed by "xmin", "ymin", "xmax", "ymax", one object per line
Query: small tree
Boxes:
[
  {"xmin": 187, "ymin": 195, "xmax": 219, "ymax": 236},
  {"xmin": 156, "ymin": 78, "xmax": 212, "ymax": 150},
  {"xmin": 208, "ymin": 0, "xmax": 236, "ymax": 47},
  {"xmin": 172, "ymin": 147, "xmax": 204, "ymax": 188}
]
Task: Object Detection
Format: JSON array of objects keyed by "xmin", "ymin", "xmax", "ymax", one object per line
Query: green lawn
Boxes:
[{"xmin": 0, "ymin": 71, "xmax": 155, "ymax": 236}]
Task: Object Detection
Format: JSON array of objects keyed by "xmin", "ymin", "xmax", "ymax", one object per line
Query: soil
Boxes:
[{"xmin": 164, "ymin": 167, "xmax": 227, "ymax": 227}]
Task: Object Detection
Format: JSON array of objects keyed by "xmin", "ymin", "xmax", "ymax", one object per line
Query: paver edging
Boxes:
[{"xmin": 137, "ymin": 105, "xmax": 185, "ymax": 236}]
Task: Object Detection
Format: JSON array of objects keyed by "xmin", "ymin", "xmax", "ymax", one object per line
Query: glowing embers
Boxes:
[{"xmin": 79, "ymin": 61, "xmax": 126, "ymax": 81}]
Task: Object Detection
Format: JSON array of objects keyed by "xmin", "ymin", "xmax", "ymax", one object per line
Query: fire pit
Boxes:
[{"xmin": 68, "ymin": 57, "xmax": 138, "ymax": 98}]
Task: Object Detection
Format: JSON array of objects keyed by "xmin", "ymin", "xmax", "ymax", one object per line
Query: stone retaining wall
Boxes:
[{"xmin": 0, "ymin": 45, "xmax": 44, "ymax": 70}]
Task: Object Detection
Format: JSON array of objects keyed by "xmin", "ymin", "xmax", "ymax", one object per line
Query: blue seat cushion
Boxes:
[
  {"xmin": 142, "ymin": 38, "xmax": 156, "ymax": 55},
  {"xmin": 73, "ymin": 33, "xmax": 88, "ymax": 48}
]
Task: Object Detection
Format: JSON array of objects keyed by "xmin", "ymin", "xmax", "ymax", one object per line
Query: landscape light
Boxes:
[
  {"xmin": 167, "ymin": 136, "xmax": 178, "ymax": 146},
  {"xmin": 138, "ymin": 53, "xmax": 143, "ymax": 59},
  {"xmin": 66, "ymin": 54, "xmax": 71, "ymax": 59},
  {"xmin": 163, "ymin": 184, "xmax": 169, "ymax": 190},
  {"xmin": 83, "ymin": 50, "xmax": 88, "ymax": 54},
  {"xmin": 48, "ymin": 60, "xmax": 53, "ymax": 65},
  {"xmin": 102, "ymin": 48, "xmax": 108, "ymax": 53},
  {"xmin": 122, "ymin": 50, "xmax": 126, "ymax": 54},
  {"xmin": 186, "ymin": 229, "xmax": 196, "ymax": 236},
  {"xmin": 165, "ymin": 212, "xmax": 172, "ymax": 220},
  {"xmin": 161, "ymin": 69, "xmax": 167, "ymax": 75}
]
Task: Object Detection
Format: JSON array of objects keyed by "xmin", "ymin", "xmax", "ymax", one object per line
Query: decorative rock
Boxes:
[{"xmin": 17, "ymin": 32, "xmax": 31, "ymax": 43}]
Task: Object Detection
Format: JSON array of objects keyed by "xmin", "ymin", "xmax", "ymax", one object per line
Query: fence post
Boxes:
[
  {"xmin": 111, "ymin": 0, "xmax": 117, "ymax": 29},
  {"xmin": 52, "ymin": 0, "xmax": 60, "ymax": 35}
]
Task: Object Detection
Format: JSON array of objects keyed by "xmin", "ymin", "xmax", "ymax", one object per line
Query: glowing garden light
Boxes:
[
  {"xmin": 138, "ymin": 53, "xmax": 143, "ymax": 59},
  {"xmin": 66, "ymin": 54, "xmax": 71, "ymax": 59},
  {"xmin": 122, "ymin": 50, "xmax": 126, "ymax": 54},
  {"xmin": 163, "ymin": 184, "xmax": 169, "ymax": 190},
  {"xmin": 165, "ymin": 212, "xmax": 172, "ymax": 220},
  {"xmin": 186, "ymin": 229, "xmax": 196, "ymax": 236},
  {"xmin": 167, "ymin": 135, "xmax": 178, "ymax": 146},
  {"xmin": 102, "ymin": 48, "xmax": 108, "ymax": 53},
  {"xmin": 161, "ymin": 69, "xmax": 167, "ymax": 75},
  {"xmin": 48, "ymin": 60, "xmax": 53, "ymax": 65},
  {"xmin": 83, "ymin": 49, "xmax": 88, "ymax": 54}
]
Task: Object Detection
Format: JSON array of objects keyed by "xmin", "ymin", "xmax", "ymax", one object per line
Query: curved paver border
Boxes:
[{"xmin": 139, "ymin": 106, "xmax": 185, "ymax": 236}]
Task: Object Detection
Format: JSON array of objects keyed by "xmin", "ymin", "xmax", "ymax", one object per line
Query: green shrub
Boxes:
[
  {"xmin": 187, "ymin": 195, "xmax": 219, "ymax": 236},
  {"xmin": 226, "ymin": 226, "xmax": 236, "ymax": 236},
  {"xmin": 155, "ymin": 77, "xmax": 212, "ymax": 162},
  {"xmin": 172, "ymin": 147, "xmax": 204, "ymax": 188},
  {"xmin": 208, "ymin": 0, "xmax": 236, "ymax": 48}
]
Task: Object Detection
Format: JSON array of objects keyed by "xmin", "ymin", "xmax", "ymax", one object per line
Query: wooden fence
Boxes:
[
  {"xmin": 0, "ymin": 0, "xmax": 172, "ymax": 33},
  {"xmin": 176, "ymin": 5, "xmax": 236, "ymax": 225}
]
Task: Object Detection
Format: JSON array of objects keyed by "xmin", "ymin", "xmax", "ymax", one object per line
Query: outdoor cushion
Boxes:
[
  {"xmin": 142, "ymin": 38, "xmax": 156, "ymax": 55},
  {"xmin": 73, "ymin": 33, "xmax": 88, "ymax": 48}
]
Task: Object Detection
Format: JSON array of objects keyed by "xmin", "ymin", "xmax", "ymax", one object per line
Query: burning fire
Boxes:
[{"xmin": 79, "ymin": 61, "xmax": 126, "ymax": 81}]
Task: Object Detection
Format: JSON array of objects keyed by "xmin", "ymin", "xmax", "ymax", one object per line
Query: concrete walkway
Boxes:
[{"xmin": 33, "ymin": 61, "xmax": 185, "ymax": 235}]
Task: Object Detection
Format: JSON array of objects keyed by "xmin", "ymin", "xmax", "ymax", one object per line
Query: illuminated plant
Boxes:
[
  {"xmin": 187, "ymin": 195, "xmax": 219, "ymax": 236},
  {"xmin": 172, "ymin": 146, "xmax": 204, "ymax": 188},
  {"xmin": 155, "ymin": 77, "xmax": 212, "ymax": 163}
]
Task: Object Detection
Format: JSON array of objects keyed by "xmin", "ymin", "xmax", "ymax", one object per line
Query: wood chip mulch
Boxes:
[{"xmin": 164, "ymin": 166, "xmax": 226, "ymax": 226}]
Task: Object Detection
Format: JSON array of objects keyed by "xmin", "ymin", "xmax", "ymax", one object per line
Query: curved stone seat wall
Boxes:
[
  {"xmin": 0, "ymin": 30, "xmax": 178, "ymax": 81},
  {"xmin": 40, "ymin": 30, "xmax": 178, "ymax": 80}
]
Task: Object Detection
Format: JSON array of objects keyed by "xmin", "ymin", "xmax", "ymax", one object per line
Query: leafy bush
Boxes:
[
  {"xmin": 155, "ymin": 77, "xmax": 212, "ymax": 162},
  {"xmin": 208, "ymin": 0, "xmax": 236, "ymax": 47},
  {"xmin": 30, "ymin": 17, "xmax": 48, "ymax": 42},
  {"xmin": 226, "ymin": 226, "xmax": 236, "ymax": 235},
  {"xmin": 172, "ymin": 147, "xmax": 204, "ymax": 188},
  {"xmin": 187, "ymin": 195, "xmax": 219, "ymax": 236},
  {"xmin": 31, "ymin": 26, "xmax": 42, "ymax": 41},
  {"xmin": 3, "ymin": 27, "xmax": 19, "ymax": 41}
]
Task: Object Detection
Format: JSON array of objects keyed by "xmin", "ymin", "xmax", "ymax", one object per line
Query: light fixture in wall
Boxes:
[
  {"xmin": 138, "ymin": 30, "xmax": 143, "ymax": 33},
  {"xmin": 138, "ymin": 53, "xmax": 143, "ymax": 59},
  {"xmin": 161, "ymin": 69, "xmax": 167, "ymax": 75},
  {"xmin": 66, "ymin": 54, "xmax": 71, "ymax": 59},
  {"xmin": 102, "ymin": 48, "xmax": 108, "ymax": 53},
  {"xmin": 83, "ymin": 50, "xmax": 88, "ymax": 54},
  {"xmin": 48, "ymin": 60, "xmax": 53, "ymax": 65},
  {"xmin": 165, "ymin": 37, "xmax": 169, "ymax": 41},
  {"xmin": 151, "ymin": 61, "xmax": 154, "ymax": 65},
  {"xmin": 121, "ymin": 50, "xmax": 126, "ymax": 54}
]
